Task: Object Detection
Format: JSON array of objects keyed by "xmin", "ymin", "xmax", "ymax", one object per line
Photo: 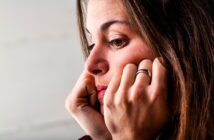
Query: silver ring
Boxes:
[{"xmin": 136, "ymin": 69, "xmax": 151, "ymax": 79}]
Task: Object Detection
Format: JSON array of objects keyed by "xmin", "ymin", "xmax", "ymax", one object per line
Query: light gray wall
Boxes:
[{"xmin": 0, "ymin": 0, "xmax": 85, "ymax": 139}]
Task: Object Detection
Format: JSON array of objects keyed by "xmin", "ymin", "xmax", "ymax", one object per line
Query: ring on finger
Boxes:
[{"xmin": 136, "ymin": 68, "xmax": 152, "ymax": 79}]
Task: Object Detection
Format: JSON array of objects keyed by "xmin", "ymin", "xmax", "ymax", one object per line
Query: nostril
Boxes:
[
  {"xmin": 93, "ymin": 69, "xmax": 102, "ymax": 75},
  {"xmin": 86, "ymin": 56, "xmax": 108, "ymax": 75}
]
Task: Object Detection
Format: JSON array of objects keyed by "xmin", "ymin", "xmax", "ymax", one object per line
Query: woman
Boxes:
[{"xmin": 66, "ymin": 0, "xmax": 214, "ymax": 139}]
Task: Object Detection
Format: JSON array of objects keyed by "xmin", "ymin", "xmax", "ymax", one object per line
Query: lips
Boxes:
[{"xmin": 96, "ymin": 85, "xmax": 107, "ymax": 105}]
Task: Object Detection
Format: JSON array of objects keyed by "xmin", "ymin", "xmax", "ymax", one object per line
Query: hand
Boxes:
[
  {"xmin": 103, "ymin": 58, "xmax": 170, "ymax": 140},
  {"xmin": 65, "ymin": 70, "xmax": 112, "ymax": 140}
]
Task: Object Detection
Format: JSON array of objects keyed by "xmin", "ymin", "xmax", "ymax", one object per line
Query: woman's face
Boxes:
[{"xmin": 86, "ymin": 0, "xmax": 156, "ymax": 114}]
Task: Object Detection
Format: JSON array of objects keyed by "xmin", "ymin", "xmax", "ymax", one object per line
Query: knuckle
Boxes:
[
  {"xmin": 129, "ymin": 89, "xmax": 141, "ymax": 102},
  {"xmin": 114, "ymin": 97, "xmax": 126, "ymax": 109},
  {"xmin": 65, "ymin": 91, "xmax": 79, "ymax": 113},
  {"xmin": 133, "ymin": 84, "xmax": 143, "ymax": 93},
  {"xmin": 65, "ymin": 97, "xmax": 76, "ymax": 113},
  {"xmin": 114, "ymin": 98, "xmax": 121, "ymax": 107},
  {"xmin": 105, "ymin": 100, "xmax": 112, "ymax": 109},
  {"xmin": 104, "ymin": 97, "xmax": 114, "ymax": 110},
  {"xmin": 124, "ymin": 63, "xmax": 137, "ymax": 71},
  {"xmin": 139, "ymin": 59, "xmax": 152, "ymax": 67},
  {"xmin": 129, "ymin": 86, "xmax": 148, "ymax": 103}
]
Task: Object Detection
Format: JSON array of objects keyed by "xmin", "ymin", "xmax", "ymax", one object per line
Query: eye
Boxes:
[{"xmin": 109, "ymin": 38, "xmax": 129, "ymax": 49}]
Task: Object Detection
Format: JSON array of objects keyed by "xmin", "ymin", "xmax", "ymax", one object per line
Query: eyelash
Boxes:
[
  {"xmin": 88, "ymin": 44, "xmax": 95, "ymax": 52},
  {"xmin": 109, "ymin": 38, "xmax": 129, "ymax": 49},
  {"xmin": 87, "ymin": 37, "xmax": 129, "ymax": 52}
]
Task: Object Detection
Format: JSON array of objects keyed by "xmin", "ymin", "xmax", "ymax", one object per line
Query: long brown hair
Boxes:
[{"xmin": 76, "ymin": 0, "xmax": 214, "ymax": 139}]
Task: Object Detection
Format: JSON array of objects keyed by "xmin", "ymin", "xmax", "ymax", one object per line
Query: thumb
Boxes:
[
  {"xmin": 84, "ymin": 73, "xmax": 98, "ymax": 108},
  {"xmin": 86, "ymin": 79, "xmax": 98, "ymax": 108}
]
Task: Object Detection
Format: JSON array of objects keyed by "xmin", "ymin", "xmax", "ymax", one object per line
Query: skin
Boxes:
[{"xmin": 66, "ymin": 0, "xmax": 170, "ymax": 140}]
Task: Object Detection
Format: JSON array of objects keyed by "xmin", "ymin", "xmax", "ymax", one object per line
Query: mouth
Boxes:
[{"xmin": 96, "ymin": 85, "xmax": 108, "ymax": 105}]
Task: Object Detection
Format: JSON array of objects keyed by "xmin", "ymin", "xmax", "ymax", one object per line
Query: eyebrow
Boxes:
[{"xmin": 86, "ymin": 20, "xmax": 130, "ymax": 34}]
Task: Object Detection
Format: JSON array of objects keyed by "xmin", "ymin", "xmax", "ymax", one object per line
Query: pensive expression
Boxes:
[{"xmin": 85, "ymin": 0, "xmax": 156, "ymax": 114}]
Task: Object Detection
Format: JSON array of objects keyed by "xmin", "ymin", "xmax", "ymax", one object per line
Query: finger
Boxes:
[
  {"xmin": 104, "ymin": 72, "xmax": 122, "ymax": 108},
  {"xmin": 131, "ymin": 59, "xmax": 152, "ymax": 101},
  {"xmin": 65, "ymin": 71, "xmax": 96, "ymax": 111},
  {"xmin": 86, "ymin": 77, "xmax": 98, "ymax": 107},
  {"xmin": 75, "ymin": 71, "xmax": 96, "ymax": 97},
  {"xmin": 116, "ymin": 64, "xmax": 137, "ymax": 103},
  {"xmin": 82, "ymin": 72, "xmax": 98, "ymax": 108},
  {"xmin": 134, "ymin": 59, "xmax": 152, "ymax": 89},
  {"xmin": 149, "ymin": 58, "xmax": 168, "ymax": 101}
]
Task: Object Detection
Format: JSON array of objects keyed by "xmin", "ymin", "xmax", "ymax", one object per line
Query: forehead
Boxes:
[{"xmin": 86, "ymin": 0, "xmax": 128, "ymax": 31}]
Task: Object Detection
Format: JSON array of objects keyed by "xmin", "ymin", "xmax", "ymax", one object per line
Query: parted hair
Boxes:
[{"xmin": 77, "ymin": 0, "xmax": 214, "ymax": 139}]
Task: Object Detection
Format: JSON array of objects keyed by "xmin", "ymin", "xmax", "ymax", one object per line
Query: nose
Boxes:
[{"xmin": 85, "ymin": 44, "xmax": 109, "ymax": 76}]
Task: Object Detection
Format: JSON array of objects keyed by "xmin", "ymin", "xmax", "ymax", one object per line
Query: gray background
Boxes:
[{"xmin": 0, "ymin": 0, "xmax": 86, "ymax": 139}]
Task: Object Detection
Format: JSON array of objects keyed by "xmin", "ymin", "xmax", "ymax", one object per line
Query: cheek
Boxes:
[{"xmin": 109, "ymin": 47, "xmax": 155, "ymax": 71}]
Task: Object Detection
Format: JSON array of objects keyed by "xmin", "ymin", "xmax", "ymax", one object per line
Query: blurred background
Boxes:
[{"xmin": 0, "ymin": 0, "xmax": 85, "ymax": 139}]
